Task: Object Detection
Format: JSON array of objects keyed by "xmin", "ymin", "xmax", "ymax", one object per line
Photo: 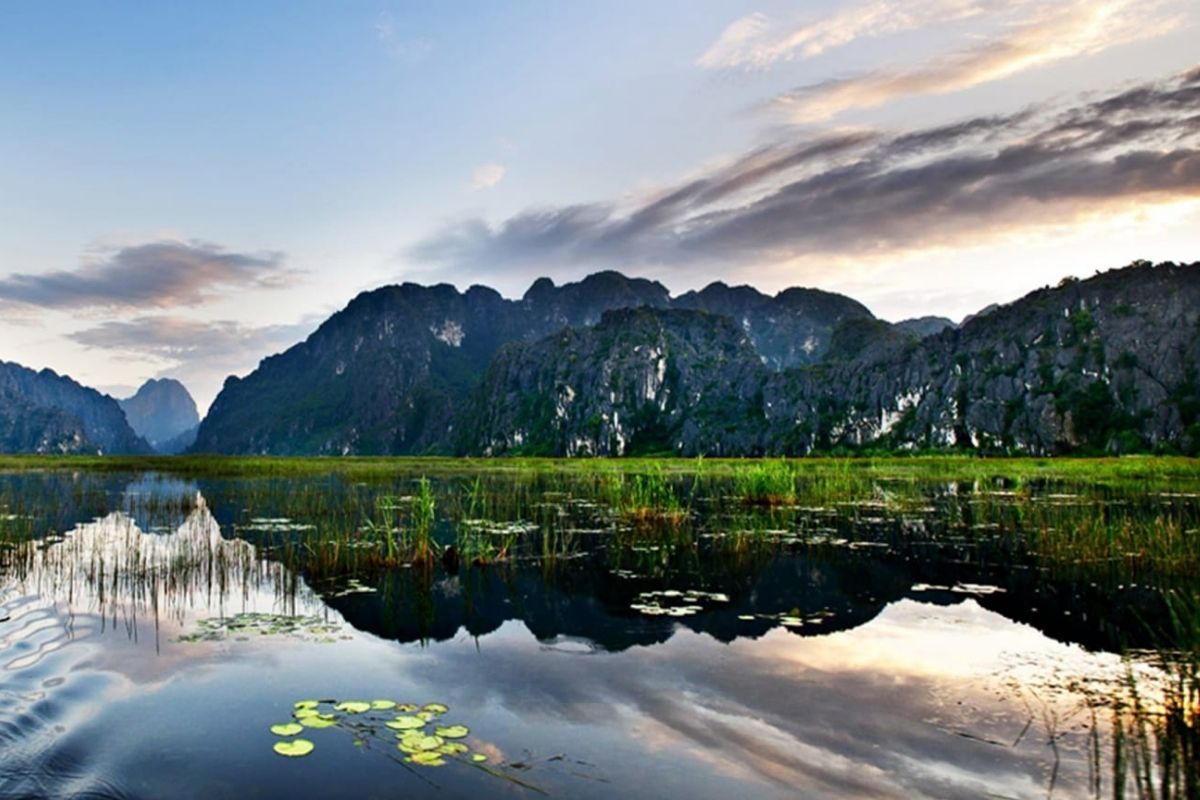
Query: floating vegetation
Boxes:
[
  {"xmin": 265, "ymin": 698, "xmax": 531, "ymax": 783},
  {"xmin": 273, "ymin": 738, "xmax": 315, "ymax": 757},
  {"xmin": 178, "ymin": 613, "xmax": 344, "ymax": 644},
  {"xmin": 237, "ymin": 517, "xmax": 316, "ymax": 532},
  {"xmin": 630, "ymin": 588, "xmax": 730, "ymax": 617}
]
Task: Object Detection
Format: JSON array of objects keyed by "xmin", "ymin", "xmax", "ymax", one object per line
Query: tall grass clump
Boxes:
[
  {"xmin": 604, "ymin": 466, "xmax": 687, "ymax": 525},
  {"xmin": 733, "ymin": 460, "xmax": 798, "ymax": 505}
]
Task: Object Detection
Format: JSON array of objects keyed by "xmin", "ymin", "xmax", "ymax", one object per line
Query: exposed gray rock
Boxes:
[{"xmin": 0, "ymin": 361, "xmax": 152, "ymax": 454}]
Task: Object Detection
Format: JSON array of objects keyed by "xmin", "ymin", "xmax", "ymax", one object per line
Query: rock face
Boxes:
[
  {"xmin": 119, "ymin": 378, "xmax": 200, "ymax": 453},
  {"xmin": 193, "ymin": 260, "xmax": 1199, "ymax": 456},
  {"xmin": 193, "ymin": 271, "xmax": 872, "ymax": 454},
  {"xmin": 0, "ymin": 361, "xmax": 152, "ymax": 454},
  {"xmin": 464, "ymin": 262, "xmax": 1200, "ymax": 456},
  {"xmin": 460, "ymin": 308, "xmax": 767, "ymax": 455}
]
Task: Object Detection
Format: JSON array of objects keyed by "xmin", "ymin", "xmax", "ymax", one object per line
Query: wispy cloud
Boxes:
[
  {"xmin": 469, "ymin": 163, "xmax": 507, "ymax": 191},
  {"xmin": 698, "ymin": 0, "xmax": 1005, "ymax": 70},
  {"xmin": 761, "ymin": 0, "xmax": 1185, "ymax": 122},
  {"xmin": 410, "ymin": 67, "xmax": 1200, "ymax": 276},
  {"xmin": 69, "ymin": 314, "xmax": 322, "ymax": 411},
  {"xmin": 0, "ymin": 240, "xmax": 296, "ymax": 311},
  {"xmin": 374, "ymin": 12, "xmax": 432, "ymax": 63}
]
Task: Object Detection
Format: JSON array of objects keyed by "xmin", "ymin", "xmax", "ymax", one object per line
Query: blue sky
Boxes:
[{"xmin": 1, "ymin": 1, "xmax": 1197, "ymax": 411}]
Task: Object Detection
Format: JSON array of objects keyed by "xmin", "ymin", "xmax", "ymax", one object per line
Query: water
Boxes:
[{"xmin": 0, "ymin": 464, "xmax": 1195, "ymax": 799}]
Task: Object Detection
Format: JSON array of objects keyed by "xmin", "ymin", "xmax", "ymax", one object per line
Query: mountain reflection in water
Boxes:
[{"xmin": 0, "ymin": 471, "xmax": 1190, "ymax": 799}]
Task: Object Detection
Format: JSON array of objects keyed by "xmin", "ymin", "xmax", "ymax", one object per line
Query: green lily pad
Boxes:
[
  {"xmin": 398, "ymin": 735, "xmax": 444, "ymax": 755},
  {"xmin": 293, "ymin": 700, "xmax": 320, "ymax": 710},
  {"xmin": 293, "ymin": 707, "xmax": 321, "ymax": 719},
  {"xmin": 435, "ymin": 724, "xmax": 469, "ymax": 739},
  {"xmin": 438, "ymin": 742, "xmax": 469, "ymax": 755},
  {"xmin": 422, "ymin": 703, "xmax": 449, "ymax": 715},
  {"xmin": 274, "ymin": 739, "xmax": 315, "ymax": 757},
  {"xmin": 334, "ymin": 701, "xmax": 371, "ymax": 714},
  {"xmin": 416, "ymin": 711, "xmax": 435, "ymax": 722},
  {"xmin": 471, "ymin": 753, "xmax": 488, "ymax": 763},
  {"xmin": 386, "ymin": 715, "xmax": 426, "ymax": 730},
  {"xmin": 396, "ymin": 703, "xmax": 418, "ymax": 712},
  {"xmin": 300, "ymin": 714, "xmax": 337, "ymax": 729},
  {"xmin": 270, "ymin": 723, "xmax": 304, "ymax": 737},
  {"xmin": 370, "ymin": 699, "xmax": 396, "ymax": 710},
  {"xmin": 406, "ymin": 751, "xmax": 446, "ymax": 767}
]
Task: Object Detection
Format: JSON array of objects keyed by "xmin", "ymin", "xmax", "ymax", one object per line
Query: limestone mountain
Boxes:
[
  {"xmin": 192, "ymin": 271, "xmax": 874, "ymax": 454},
  {"xmin": 119, "ymin": 378, "xmax": 200, "ymax": 454},
  {"xmin": 463, "ymin": 261, "xmax": 1200, "ymax": 456},
  {"xmin": 0, "ymin": 361, "xmax": 152, "ymax": 454}
]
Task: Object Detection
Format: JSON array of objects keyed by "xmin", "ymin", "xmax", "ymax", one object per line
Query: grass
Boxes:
[{"xmin": 1109, "ymin": 589, "xmax": 1199, "ymax": 799}]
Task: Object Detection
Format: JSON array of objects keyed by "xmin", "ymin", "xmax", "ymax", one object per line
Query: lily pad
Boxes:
[
  {"xmin": 274, "ymin": 739, "xmax": 315, "ymax": 758},
  {"xmin": 270, "ymin": 723, "xmax": 304, "ymax": 737},
  {"xmin": 406, "ymin": 751, "xmax": 446, "ymax": 767},
  {"xmin": 293, "ymin": 707, "xmax": 321, "ymax": 719},
  {"xmin": 300, "ymin": 714, "xmax": 337, "ymax": 729},
  {"xmin": 422, "ymin": 703, "xmax": 449, "ymax": 715},
  {"xmin": 416, "ymin": 711, "xmax": 435, "ymax": 722},
  {"xmin": 435, "ymin": 724, "xmax": 469, "ymax": 739},
  {"xmin": 294, "ymin": 700, "xmax": 320, "ymax": 710},
  {"xmin": 334, "ymin": 701, "xmax": 371, "ymax": 714},
  {"xmin": 386, "ymin": 715, "xmax": 426, "ymax": 730},
  {"xmin": 402, "ymin": 735, "xmax": 444, "ymax": 753},
  {"xmin": 370, "ymin": 699, "xmax": 396, "ymax": 710},
  {"xmin": 396, "ymin": 703, "xmax": 418, "ymax": 712},
  {"xmin": 471, "ymin": 753, "xmax": 488, "ymax": 763},
  {"xmin": 438, "ymin": 742, "xmax": 469, "ymax": 755}
]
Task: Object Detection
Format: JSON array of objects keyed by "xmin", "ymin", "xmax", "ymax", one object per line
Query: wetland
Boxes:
[{"xmin": 0, "ymin": 456, "xmax": 1196, "ymax": 799}]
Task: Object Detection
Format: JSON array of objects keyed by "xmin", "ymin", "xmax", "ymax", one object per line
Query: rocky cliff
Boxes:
[
  {"xmin": 192, "ymin": 271, "xmax": 873, "ymax": 454},
  {"xmin": 0, "ymin": 361, "xmax": 152, "ymax": 454},
  {"xmin": 463, "ymin": 261, "xmax": 1200, "ymax": 456}
]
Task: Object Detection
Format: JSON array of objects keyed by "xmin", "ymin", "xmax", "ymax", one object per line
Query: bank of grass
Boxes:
[{"xmin": 0, "ymin": 453, "xmax": 1195, "ymax": 486}]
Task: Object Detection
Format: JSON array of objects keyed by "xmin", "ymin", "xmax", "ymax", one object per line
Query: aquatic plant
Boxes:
[
  {"xmin": 732, "ymin": 459, "xmax": 798, "ymax": 505},
  {"xmin": 265, "ymin": 698, "xmax": 541, "ymax": 789}
]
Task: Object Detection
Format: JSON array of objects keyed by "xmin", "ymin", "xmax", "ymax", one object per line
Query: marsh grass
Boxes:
[
  {"xmin": 732, "ymin": 459, "xmax": 798, "ymax": 505},
  {"xmin": 1104, "ymin": 589, "xmax": 1200, "ymax": 799}
]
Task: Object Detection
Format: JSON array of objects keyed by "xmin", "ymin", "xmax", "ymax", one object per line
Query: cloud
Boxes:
[
  {"xmin": 374, "ymin": 12, "xmax": 432, "ymax": 63},
  {"xmin": 469, "ymin": 163, "xmax": 507, "ymax": 191},
  {"xmin": 0, "ymin": 240, "xmax": 296, "ymax": 311},
  {"xmin": 68, "ymin": 314, "xmax": 322, "ymax": 412},
  {"xmin": 698, "ymin": 0, "xmax": 1005, "ymax": 70},
  {"xmin": 761, "ymin": 0, "xmax": 1185, "ymax": 122},
  {"xmin": 409, "ymin": 66, "xmax": 1200, "ymax": 276}
]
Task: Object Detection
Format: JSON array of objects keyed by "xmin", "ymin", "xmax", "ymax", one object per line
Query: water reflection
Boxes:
[{"xmin": 0, "ymin": 469, "xmax": 1193, "ymax": 799}]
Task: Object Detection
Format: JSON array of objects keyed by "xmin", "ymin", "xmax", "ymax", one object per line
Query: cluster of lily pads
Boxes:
[
  {"xmin": 235, "ymin": 517, "xmax": 316, "ymax": 533},
  {"xmin": 629, "ymin": 588, "xmax": 729, "ymax": 617},
  {"xmin": 737, "ymin": 607, "xmax": 835, "ymax": 628},
  {"xmin": 177, "ymin": 612, "xmax": 344, "ymax": 643},
  {"xmin": 271, "ymin": 699, "xmax": 490, "ymax": 768}
]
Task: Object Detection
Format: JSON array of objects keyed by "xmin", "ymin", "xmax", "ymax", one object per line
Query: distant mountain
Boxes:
[
  {"xmin": 119, "ymin": 379, "xmax": 200, "ymax": 453},
  {"xmin": 893, "ymin": 316, "xmax": 956, "ymax": 338},
  {"xmin": 192, "ymin": 261, "xmax": 1199, "ymax": 457},
  {"xmin": 674, "ymin": 282, "xmax": 873, "ymax": 367},
  {"xmin": 464, "ymin": 262, "xmax": 1200, "ymax": 456},
  {"xmin": 192, "ymin": 271, "xmax": 873, "ymax": 454},
  {"xmin": 0, "ymin": 361, "xmax": 152, "ymax": 454}
]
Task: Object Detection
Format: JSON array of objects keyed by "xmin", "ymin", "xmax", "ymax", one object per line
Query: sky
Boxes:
[{"xmin": 0, "ymin": 1, "xmax": 1197, "ymax": 413}]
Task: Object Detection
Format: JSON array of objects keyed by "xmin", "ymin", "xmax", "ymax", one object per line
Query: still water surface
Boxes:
[{"xmin": 0, "ymin": 467, "xmax": 1193, "ymax": 799}]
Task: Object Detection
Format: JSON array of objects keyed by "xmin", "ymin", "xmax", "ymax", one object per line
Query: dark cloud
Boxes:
[
  {"xmin": 410, "ymin": 67, "xmax": 1200, "ymax": 274},
  {"xmin": 0, "ymin": 240, "xmax": 295, "ymax": 310}
]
